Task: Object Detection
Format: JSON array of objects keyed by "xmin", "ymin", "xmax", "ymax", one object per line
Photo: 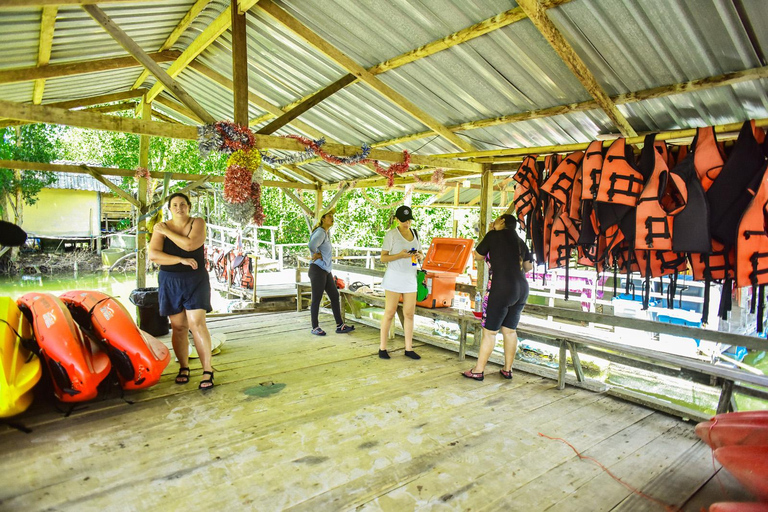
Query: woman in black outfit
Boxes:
[
  {"xmin": 462, "ymin": 214, "xmax": 533, "ymax": 381},
  {"xmin": 149, "ymin": 193, "xmax": 215, "ymax": 389}
]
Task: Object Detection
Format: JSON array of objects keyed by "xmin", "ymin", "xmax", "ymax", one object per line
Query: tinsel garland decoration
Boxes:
[
  {"xmin": 134, "ymin": 167, "xmax": 151, "ymax": 180},
  {"xmin": 260, "ymin": 147, "xmax": 316, "ymax": 167},
  {"xmin": 216, "ymin": 121, "xmax": 255, "ymax": 154},
  {"xmin": 369, "ymin": 150, "xmax": 411, "ymax": 188},
  {"xmin": 223, "ymin": 199, "xmax": 256, "ymax": 226},
  {"xmin": 197, "ymin": 124, "xmax": 222, "ymax": 158},
  {"xmin": 223, "ymin": 165, "xmax": 253, "ymax": 204},
  {"xmin": 251, "ymin": 182, "xmax": 265, "ymax": 226},
  {"xmin": 226, "ymin": 149, "xmax": 261, "ymax": 171},
  {"xmin": 284, "ymin": 135, "xmax": 372, "ymax": 166}
]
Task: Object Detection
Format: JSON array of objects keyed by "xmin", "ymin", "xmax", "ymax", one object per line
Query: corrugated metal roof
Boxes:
[
  {"xmin": 1, "ymin": 0, "xmax": 767, "ymax": 187},
  {"xmin": 46, "ymin": 167, "xmax": 124, "ymax": 193}
]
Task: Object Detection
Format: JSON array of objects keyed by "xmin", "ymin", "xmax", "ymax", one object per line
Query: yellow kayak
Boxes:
[{"xmin": 0, "ymin": 296, "xmax": 41, "ymax": 418}]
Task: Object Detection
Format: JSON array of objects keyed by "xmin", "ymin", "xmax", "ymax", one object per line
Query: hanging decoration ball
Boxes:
[
  {"xmin": 223, "ymin": 200, "xmax": 256, "ymax": 226},
  {"xmin": 224, "ymin": 165, "xmax": 253, "ymax": 204}
]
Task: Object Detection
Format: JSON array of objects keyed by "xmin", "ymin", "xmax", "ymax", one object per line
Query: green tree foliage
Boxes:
[{"xmin": 0, "ymin": 124, "xmax": 60, "ymax": 216}]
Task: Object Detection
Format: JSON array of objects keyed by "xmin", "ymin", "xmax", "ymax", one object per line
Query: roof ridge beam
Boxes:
[
  {"xmin": 0, "ymin": 99, "xmax": 480, "ymax": 171},
  {"xmin": 516, "ymin": 0, "xmax": 636, "ymax": 137}
]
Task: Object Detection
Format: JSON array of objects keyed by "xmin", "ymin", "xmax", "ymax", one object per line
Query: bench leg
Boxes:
[
  {"xmin": 717, "ymin": 380, "xmax": 735, "ymax": 414},
  {"xmin": 567, "ymin": 342, "xmax": 585, "ymax": 383},
  {"xmin": 459, "ymin": 319, "xmax": 468, "ymax": 361},
  {"xmin": 558, "ymin": 340, "xmax": 567, "ymax": 390},
  {"xmin": 296, "ymin": 289, "xmax": 302, "ymax": 312}
]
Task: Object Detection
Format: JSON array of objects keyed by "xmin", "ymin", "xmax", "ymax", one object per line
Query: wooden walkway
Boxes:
[{"xmin": 0, "ymin": 311, "xmax": 755, "ymax": 511}]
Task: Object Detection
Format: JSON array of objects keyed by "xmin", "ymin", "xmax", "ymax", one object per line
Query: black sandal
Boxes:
[
  {"xmin": 199, "ymin": 370, "xmax": 214, "ymax": 390},
  {"xmin": 175, "ymin": 367, "xmax": 190, "ymax": 384}
]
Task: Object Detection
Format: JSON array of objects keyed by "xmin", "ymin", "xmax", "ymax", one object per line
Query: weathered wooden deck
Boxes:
[{"xmin": 0, "ymin": 311, "xmax": 754, "ymax": 511}]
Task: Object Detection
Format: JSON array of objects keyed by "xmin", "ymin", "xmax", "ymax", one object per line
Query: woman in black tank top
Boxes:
[{"xmin": 149, "ymin": 193, "xmax": 215, "ymax": 390}]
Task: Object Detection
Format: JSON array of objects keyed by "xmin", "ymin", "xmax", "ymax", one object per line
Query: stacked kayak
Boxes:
[
  {"xmin": 0, "ymin": 296, "xmax": 42, "ymax": 417},
  {"xmin": 17, "ymin": 292, "xmax": 111, "ymax": 403},
  {"xmin": 696, "ymin": 411, "xmax": 768, "ymax": 509},
  {"xmin": 60, "ymin": 290, "xmax": 170, "ymax": 390}
]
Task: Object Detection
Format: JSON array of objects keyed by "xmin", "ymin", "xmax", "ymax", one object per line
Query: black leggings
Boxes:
[{"xmin": 308, "ymin": 264, "xmax": 343, "ymax": 329}]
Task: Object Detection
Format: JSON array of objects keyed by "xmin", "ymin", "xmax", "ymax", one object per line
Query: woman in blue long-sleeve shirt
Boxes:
[{"xmin": 307, "ymin": 208, "xmax": 355, "ymax": 336}]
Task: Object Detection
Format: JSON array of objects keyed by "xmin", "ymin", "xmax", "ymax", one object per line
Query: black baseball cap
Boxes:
[{"xmin": 395, "ymin": 205, "xmax": 414, "ymax": 222}]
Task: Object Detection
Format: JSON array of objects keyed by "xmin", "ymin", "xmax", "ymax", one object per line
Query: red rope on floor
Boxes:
[{"xmin": 537, "ymin": 432, "xmax": 680, "ymax": 511}]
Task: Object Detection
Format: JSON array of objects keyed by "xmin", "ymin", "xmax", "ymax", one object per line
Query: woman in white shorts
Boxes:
[{"xmin": 379, "ymin": 205, "xmax": 424, "ymax": 360}]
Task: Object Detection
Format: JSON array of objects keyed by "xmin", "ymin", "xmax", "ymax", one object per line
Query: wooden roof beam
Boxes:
[
  {"xmin": 145, "ymin": 6, "xmax": 232, "ymax": 104},
  {"xmin": 0, "ymin": 51, "xmax": 179, "ymax": 85},
  {"xmin": 434, "ymin": 118, "xmax": 768, "ymax": 160},
  {"xmin": 372, "ymin": 64, "xmax": 768, "ymax": 150},
  {"xmin": 0, "ymin": 99, "xmax": 480, "ymax": 171},
  {"xmin": 0, "ymin": 159, "xmax": 316, "ymax": 190},
  {"xmin": 83, "ymin": 4, "xmax": 215, "ymax": 124},
  {"xmin": 131, "ymin": 0, "xmax": 213, "ymax": 90},
  {"xmin": 256, "ymin": 0, "xmax": 476, "ymax": 153},
  {"xmin": 0, "ymin": 0, "xmax": 170, "ymax": 6},
  {"xmin": 154, "ymin": 96, "xmax": 204, "ymax": 123},
  {"xmin": 32, "ymin": 6, "xmax": 57, "ymax": 105},
  {"xmin": 516, "ymin": 0, "xmax": 636, "ymax": 137}
]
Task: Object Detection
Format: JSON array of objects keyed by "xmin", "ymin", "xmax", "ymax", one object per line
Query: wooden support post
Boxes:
[
  {"xmin": 476, "ymin": 165, "xmax": 493, "ymax": 296},
  {"xmin": 136, "ymin": 97, "xmax": 151, "ymax": 289},
  {"xmin": 452, "ymin": 182, "xmax": 459, "ymax": 238},
  {"xmin": 568, "ymin": 341, "xmax": 584, "ymax": 382},
  {"xmin": 558, "ymin": 339, "xmax": 567, "ymax": 390},
  {"xmin": 314, "ymin": 188, "xmax": 323, "ymax": 223},
  {"xmin": 231, "ymin": 0, "xmax": 249, "ymax": 126},
  {"xmin": 459, "ymin": 318, "xmax": 468, "ymax": 361},
  {"xmin": 251, "ymin": 254, "xmax": 259, "ymax": 304},
  {"xmin": 717, "ymin": 379, "xmax": 735, "ymax": 414}
]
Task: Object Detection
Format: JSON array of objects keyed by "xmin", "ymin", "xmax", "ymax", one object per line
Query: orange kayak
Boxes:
[
  {"xmin": 714, "ymin": 445, "xmax": 768, "ymax": 502},
  {"xmin": 710, "ymin": 503, "xmax": 768, "ymax": 511},
  {"xmin": 60, "ymin": 290, "xmax": 170, "ymax": 390},
  {"xmin": 17, "ymin": 292, "xmax": 111, "ymax": 403},
  {"xmin": 695, "ymin": 416, "xmax": 768, "ymax": 450}
]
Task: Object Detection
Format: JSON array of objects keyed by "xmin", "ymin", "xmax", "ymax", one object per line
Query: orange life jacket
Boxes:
[
  {"xmin": 596, "ymin": 138, "xmax": 645, "ymax": 207},
  {"xmin": 582, "ymin": 140, "xmax": 604, "ymax": 201},
  {"xmin": 635, "ymin": 149, "xmax": 687, "ymax": 251},
  {"xmin": 736, "ymin": 162, "xmax": 768, "ymax": 289},
  {"xmin": 693, "ymin": 126, "xmax": 725, "ymax": 192},
  {"xmin": 541, "ymin": 151, "xmax": 584, "ymax": 206}
]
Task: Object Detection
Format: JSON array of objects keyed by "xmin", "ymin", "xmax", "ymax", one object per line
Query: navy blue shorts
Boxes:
[
  {"xmin": 482, "ymin": 285, "xmax": 529, "ymax": 331},
  {"xmin": 158, "ymin": 270, "xmax": 212, "ymax": 316}
]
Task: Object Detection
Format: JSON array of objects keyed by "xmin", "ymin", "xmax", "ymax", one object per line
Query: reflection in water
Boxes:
[{"xmin": 0, "ymin": 271, "xmax": 232, "ymax": 320}]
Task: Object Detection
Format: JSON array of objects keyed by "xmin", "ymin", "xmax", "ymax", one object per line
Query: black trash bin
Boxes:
[{"xmin": 129, "ymin": 287, "xmax": 169, "ymax": 336}]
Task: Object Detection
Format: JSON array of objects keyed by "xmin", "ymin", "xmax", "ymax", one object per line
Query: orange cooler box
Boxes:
[{"xmin": 417, "ymin": 238, "xmax": 474, "ymax": 308}]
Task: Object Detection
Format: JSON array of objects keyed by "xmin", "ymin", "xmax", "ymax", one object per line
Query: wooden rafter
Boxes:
[
  {"xmin": 237, "ymin": 0, "xmax": 260, "ymax": 15},
  {"xmin": 145, "ymin": 6, "xmax": 232, "ymax": 104},
  {"xmin": 32, "ymin": 6, "xmax": 57, "ymax": 105},
  {"xmin": 83, "ymin": 5, "xmax": 215, "ymax": 124},
  {"xmin": 516, "ymin": 0, "xmax": 636, "ymax": 137},
  {"xmin": 83, "ymin": 166, "xmax": 141, "ymax": 208},
  {"xmin": 154, "ymin": 96, "xmax": 204, "ymax": 123},
  {"xmin": 131, "ymin": 0, "xmax": 212, "ymax": 90},
  {"xmin": 0, "ymin": 99, "xmax": 481, "ymax": 171},
  {"xmin": 151, "ymin": 109, "xmax": 182, "ymax": 125},
  {"xmin": 255, "ymin": 74, "xmax": 356, "ymax": 135},
  {"xmin": 0, "ymin": 160, "xmax": 316, "ymax": 191},
  {"xmin": 0, "ymin": 51, "xmax": 179, "ymax": 85},
  {"xmin": 0, "ymin": 0, "xmax": 169, "ymax": 6},
  {"xmin": 256, "ymin": 0, "xmax": 476, "ymax": 153},
  {"xmin": 283, "ymin": 188, "xmax": 314, "ymax": 217},
  {"xmin": 249, "ymin": 2, "xmax": 571, "ymax": 129}
]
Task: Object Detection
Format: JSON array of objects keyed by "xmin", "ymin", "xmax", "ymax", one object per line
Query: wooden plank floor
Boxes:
[{"xmin": 0, "ymin": 311, "xmax": 755, "ymax": 511}]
